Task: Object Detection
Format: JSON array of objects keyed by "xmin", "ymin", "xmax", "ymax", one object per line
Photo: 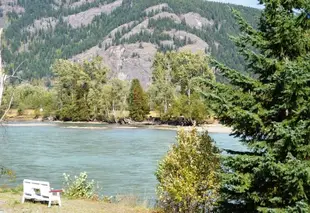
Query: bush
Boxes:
[
  {"xmin": 156, "ymin": 129, "xmax": 220, "ymax": 213},
  {"xmin": 17, "ymin": 107, "xmax": 24, "ymax": 116},
  {"xmin": 34, "ymin": 109, "xmax": 41, "ymax": 118},
  {"xmin": 0, "ymin": 166, "xmax": 16, "ymax": 184},
  {"xmin": 63, "ymin": 172, "xmax": 97, "ymax": 199}
]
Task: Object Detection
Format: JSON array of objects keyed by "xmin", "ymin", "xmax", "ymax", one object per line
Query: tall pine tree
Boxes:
[
  {"xmin": 128, "ymin": 79, "xmax": 149, "ymax": 122},
  {"xmin": 201, "ymin": 0, "xmax": 310, "ymax": 212}
]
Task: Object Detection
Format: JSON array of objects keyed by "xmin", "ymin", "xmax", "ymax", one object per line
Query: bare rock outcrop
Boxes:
[
  {"xmin": 70, "ymin": 0, "xmax": 96, "ymax": 8},
  {"xmin": 144, "ymin": 3, "xmax": 170, "ymax": 14},
  {"xmin": 64, "ymin": 0, "xmax": 123, "ymax": 28},
  {"xmin": 72, "ymin": 42, "xmax": 157, "ymax": 88},
  {"xmin": 164, "ymin": 30, "xmax": 209, "ymax": 52},
  {"xmin": 0, "ymin": 0, "xmax": 24, "ymax": 14},
  {"xmin": 27, "ymin": 17, "xmax": 58, "ymax": 34},
  {"xmin": 121, "ymin": 20, "xmax": 150, "ymax": 40},
  {"xmin": 152, "ymin": 12, "xmax": 181, "ymax": 23},
  {"xmin": 180, "ymin": 12, "xmax": 214, "ymax": 29},
  {"xmin": 121, "ymin": 12, "xmax": 181, "ymax": 40},
  {"xmin": 109, "ymin": 21, "xmax": 136, "ymax": 39}
]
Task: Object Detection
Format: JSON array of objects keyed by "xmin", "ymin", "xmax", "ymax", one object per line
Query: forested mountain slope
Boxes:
[{"xmin": 1, "ymin": 0, "xmax": 260, "ymax": 87}]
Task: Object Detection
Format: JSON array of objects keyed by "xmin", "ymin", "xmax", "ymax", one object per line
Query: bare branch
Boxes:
[
  {"xmin": 9, "ymin": 75, "xmax": 24, "ymax": 81},
  {"xmin": 8, "ymin": 60, "xmax": 26, "ymax": 78},
  {"xmin": 0, "ymin": 94, "xmax": 14, "ymax": 122}
]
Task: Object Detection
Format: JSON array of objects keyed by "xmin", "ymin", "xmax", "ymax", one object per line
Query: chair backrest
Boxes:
[
  {"xmin": 38, "ymin": 181, "xmax": 51, "ymax": 198},
  {"xmin": 23, "ymin": 179, "xmax": 36, "ymax": 196},
  {"xmin": 23, "ymin": 179, "xmax": 51, "ymax": 197}
]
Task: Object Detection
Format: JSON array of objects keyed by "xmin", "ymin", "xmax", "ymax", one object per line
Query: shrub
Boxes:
[
  {"xmin": 63, "ymin": 172, "xmax": 97, "ymax": 199},
  {"xmin": 17, "ymin": 107, "xmax": 24, "ymax": 116},
  {"xmin": 156, "ymin": 129, "xmax": 220, "ymax": 213},
  {"xmin": 0, "ymin": 166, "xmax": 15, "ymax": 180},
  {"xmin": 34, "ymin": 109, "xmax": 41, "ymax": 118}
]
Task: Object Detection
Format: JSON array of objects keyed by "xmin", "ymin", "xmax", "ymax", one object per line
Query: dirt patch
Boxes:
[{"xmin": 0, "ymin": 192, "xmax": 156, "ymax": 213}]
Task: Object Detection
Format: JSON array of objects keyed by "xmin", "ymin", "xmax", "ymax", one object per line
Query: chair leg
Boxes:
[
  {"xmin": 21, "ymin": 196, "xmax": 25, "ymax": 203},
  {"xmin": 48, "ymin": 199, "xmax": 52, "ymax": 208},
  {"xmin": 57, "ymin": 192, "xmax": 61, "ymax": 207}
]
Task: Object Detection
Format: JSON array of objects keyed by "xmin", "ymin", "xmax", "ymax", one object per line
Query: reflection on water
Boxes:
[{"xmin": 0, "ymin": 123, "xmax": 245, "ymax": 200}]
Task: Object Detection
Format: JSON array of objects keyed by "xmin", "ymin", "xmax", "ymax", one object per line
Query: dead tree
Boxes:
[
  {"xmin": 0, "ymin": 28, "xmax": 5, "ymax": 109},
  {"xmin": 0, "ymin": 28, "xmax": 24, "ymax": 121}
]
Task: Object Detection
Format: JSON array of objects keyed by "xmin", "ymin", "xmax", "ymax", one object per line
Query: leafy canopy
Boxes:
[
  {"xmin": 201, "ymin": 0, "xmax": 310, "ymax": 212},
  {"xmin": 128, "ymin": 79, "xmax": 149, "ymax": 121},
  {"xmin": 52, "ymin": 57, "xmax": 108, "ymax": 121},
  {"xmin": 149, "ymin": 51, "xmax": 215, "ymax": 123},
  {"xmin": 156, "ymin": 128, "xmax": 220, "ymax": 213}
]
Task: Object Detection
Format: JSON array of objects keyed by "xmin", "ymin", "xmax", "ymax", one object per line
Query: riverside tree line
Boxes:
[
  {"xmin": 1, "ymin": 51, "xmax": 215, "ymax": 124},
  {"xmin": 1, "ymin": 0, "xmax": 310, "ymax": 212}
]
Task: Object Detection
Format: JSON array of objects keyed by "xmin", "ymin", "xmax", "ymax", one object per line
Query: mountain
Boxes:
[{"xmin": 1, "ymin": 0, "xmax": 260, "ymax": 87}]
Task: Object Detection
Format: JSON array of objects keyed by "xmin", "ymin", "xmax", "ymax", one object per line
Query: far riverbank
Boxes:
[
  {"xmin": 2, "ymin": 109, "xmax": 232, "ymax": 133},
  {"xmin": 1, "ymin": 121, "xmax": 232, "ymax": 133}
]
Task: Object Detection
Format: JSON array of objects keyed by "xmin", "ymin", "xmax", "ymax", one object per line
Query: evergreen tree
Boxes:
[
  {"xmin": 128, "ymin": 79, "xmax": 149, "ymax": 121},
  {"xmin": 202, "ymin": 0, "xmax": 310, "ymax": 212}
]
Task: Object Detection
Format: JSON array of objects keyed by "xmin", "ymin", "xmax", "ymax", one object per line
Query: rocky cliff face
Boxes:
[
  {"xmin": 2, "ymin": 0, "xmax": 260, "ymax": 86},
  {"xmin": 73, "ymin": 42, "xmax": 157, "ymax": 88},
  {"xmin": 70, "ymin": 4, "xmax": 211, "ymax": 87},
  {"xmin": 0, "ymin": 0, "xmax": 24, "ymax": 28}
]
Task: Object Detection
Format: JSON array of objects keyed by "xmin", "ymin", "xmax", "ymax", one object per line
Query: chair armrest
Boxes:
[{"xmin": 49, "ymin": 189, "xmax": 63, "ymax": 193}]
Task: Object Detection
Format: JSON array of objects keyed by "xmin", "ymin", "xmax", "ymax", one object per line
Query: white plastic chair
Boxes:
[{"xmin": 22, "ymin": 179, "xmax": 62, "ymax": 207}]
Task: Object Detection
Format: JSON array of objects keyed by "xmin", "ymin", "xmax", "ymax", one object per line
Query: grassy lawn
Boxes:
[{"xmin": 0, "ymin": 192, "xmax": 159, "ymax": 213}]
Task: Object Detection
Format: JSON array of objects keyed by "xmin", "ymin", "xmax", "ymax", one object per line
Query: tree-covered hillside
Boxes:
[{"xmin": 2, "ymin": 0, "xmax": 260, "ymax": 85}]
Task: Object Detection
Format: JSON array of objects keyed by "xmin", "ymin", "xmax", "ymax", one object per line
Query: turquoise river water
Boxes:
[{"xmin": 0, "ymin": 122, "xmax": 246, "ymax": 201}]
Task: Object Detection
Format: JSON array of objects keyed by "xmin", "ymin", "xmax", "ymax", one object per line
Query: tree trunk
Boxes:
[
  {"xmin": 164, "ymin": 97, "xmax": 168, "ymax": 114},
  {"xmin": 0, "ymin": 74, "xmax": 6, "ymax": 108},
  {"xmin": 0, "ymin": 28, "xmax": 5, "ymax": 108},
  {"xmin": 112, "ymin": 100, "xmax": 115, "ymax": 117}
]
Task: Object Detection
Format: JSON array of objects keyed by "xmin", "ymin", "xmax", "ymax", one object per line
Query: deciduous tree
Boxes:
[{"xmin": 156, "ymin": 129, "xmax": 220, "ymax": 213}]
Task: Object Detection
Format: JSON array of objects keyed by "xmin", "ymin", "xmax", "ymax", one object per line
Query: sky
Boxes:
[{"xmin": 210, "ymin": 0, "xmax": 264, "ymax": 9}]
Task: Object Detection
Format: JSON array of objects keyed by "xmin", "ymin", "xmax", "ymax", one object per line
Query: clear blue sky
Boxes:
[{"xmin": 210, "ymin": 0, "xmax": 263, "ymax": 9}]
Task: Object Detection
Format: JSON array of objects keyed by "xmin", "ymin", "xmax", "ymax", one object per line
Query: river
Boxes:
[{"xmin": 0, "ymin": 122, "xmax": 245, "ymax": 201}]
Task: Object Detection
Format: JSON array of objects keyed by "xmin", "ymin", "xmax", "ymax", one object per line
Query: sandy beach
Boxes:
[{"xmin": 147, "ymin": 124, "xmax": 232, "ymax": 133}]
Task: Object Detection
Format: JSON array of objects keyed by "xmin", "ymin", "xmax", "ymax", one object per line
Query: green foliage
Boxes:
[
  {"xmin": 63, "ymin": 172, "xmax": 97, "ymax": 199},
  {"xmin": 128, "ymin": 79, "xmax": 149, "ymax": 121},
  {"xmin": 0, "ymin": 166, "xmax": 16, "ymax": 180},
  {"xmin": 165, "ymin": 93, "xmax": 210, "ymax": 124},
  {"xmin": 150, "ymin": 51, "xmax": 214, "ymax": 123},
  {"xmin": 201, "ymin": 0, "xmax": 310, "ymax": 212},
  {"xmin": 156, "ymin": 129, "xmax": 220, "ymax": 212},
  {"xmin": 148, "ymin": 52, "xmax": 176, "ymax": 115},
  {"xmin": 9, "ymin": 83, "xmax": 57, "ymax": 116},
  {"xmin": 3, "ymin": 0, "xmax": 260, "ymax": 80},
  {"xmin": 0, "ymin": 185, "xmax": 23, "ymax": 194},
  {"xmin": 52, "ymin": 58, "xmax": 131, "ymax": 122},
  {"xmin": 53, "ymin": 57, "xmax": 108, "ymax": 121}
]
